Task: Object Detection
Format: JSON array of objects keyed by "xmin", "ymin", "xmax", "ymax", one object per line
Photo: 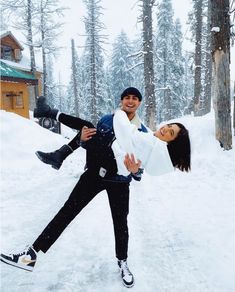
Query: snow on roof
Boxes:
[
  {"xmin": 0, "ymin": 60, "xmax": 37, "ymax": 81},
  {"xmin": 0, "ymin": 59, "xmax": 31, "ymax": 72},
  {"xmin": 0, "ymin": 59, "xmax": 42, "ymax": 73},
  {"xmin": 0, "ymin": 31, "xmax": 24, "ymax": 50}
]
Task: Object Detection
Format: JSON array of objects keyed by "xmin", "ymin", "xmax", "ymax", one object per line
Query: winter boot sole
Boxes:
[{"xmin": 0, "ymin": 256, "xmax": 34, "ymax": 272}]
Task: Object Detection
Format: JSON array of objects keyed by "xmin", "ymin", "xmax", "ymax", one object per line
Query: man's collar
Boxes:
[{"xmin": 130, "ymin": 113, "xmax": 142, "ymax": 129}]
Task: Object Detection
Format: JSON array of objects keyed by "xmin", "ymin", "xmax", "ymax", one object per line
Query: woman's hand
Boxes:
[
  {"xmin": 80, "ymin": 126, "xmax": 97, "ymax": 142},
  {"xmin": 124, "ymin": 153, "xmax": 141, "ymax": 174}
]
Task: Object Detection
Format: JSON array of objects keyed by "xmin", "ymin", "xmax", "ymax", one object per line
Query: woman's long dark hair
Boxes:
[{"xmin": 167, "ymin": 123, "xmax": 191, "ymax": 172}]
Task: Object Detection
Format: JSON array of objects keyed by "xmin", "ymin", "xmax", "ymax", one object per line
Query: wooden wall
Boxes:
[{"xmin": 0, "ymin": 82, "xmax": 30, "ymax": 118}]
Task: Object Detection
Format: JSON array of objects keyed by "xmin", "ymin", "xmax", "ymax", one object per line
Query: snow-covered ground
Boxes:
[{"xmin": 0, "ymin": 110, "xmax": 235, "ymax": 292}]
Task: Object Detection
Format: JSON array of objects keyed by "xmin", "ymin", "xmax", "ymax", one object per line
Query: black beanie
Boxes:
[{"xmin": 120, "ymin": 87, "xmax": 142, "ymax": 101}]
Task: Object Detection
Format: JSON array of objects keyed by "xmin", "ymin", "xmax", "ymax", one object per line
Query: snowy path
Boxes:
[{"xmin": 1, "ymin": 111, "xmax": 235, "ymax": 291}]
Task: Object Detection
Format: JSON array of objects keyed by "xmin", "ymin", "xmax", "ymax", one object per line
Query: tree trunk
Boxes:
[
  {"xmin": 71, "ymin": 39, "xmax": 79, "ymax": 116},
  {"xmin": 143, "ymin": 0, "xmax": 156, "ymax": 129},
  {"xmin": 164, "ymin": 86, "xmax": 172, "ymax": 121},
  {"xmin": 211, "ymin": 0, "xmax": 232, "ymax": 150},
  {"xmin": 194, "ymin": 0, "xmax": 203, "ymax": 116},
  {"xmin": 41, "ymin": 3, "xmax": 47, "ymax": 99},
  {"xmin": 233, "ymin": 81, "xmax": 235, "ymax": 136},
  {"xmin": 90, "ymin": 1, "xmax": 97, "ymax": 125},
  {"xmin": 203, "ymin": 0, "xmax": 212, "ymax": 115},
  {"xmin": 27, "ymin": 0, "xmax": 38, "ymax": 106}
]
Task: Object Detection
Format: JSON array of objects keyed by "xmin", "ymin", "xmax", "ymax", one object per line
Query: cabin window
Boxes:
[
  {"xmin": 1, "ymin": 45, "xmax": 13, "ymax": 60},
  {"xmin": 2, "ymin": 92, "xmax": 13, "ymax": 109},
  {"xmin": 2, "ymin": 91, "xmax": 24, "ymax": 109},
  {"xmin": 15, "ymin": 92, "xmax": 24, "ymax": 108}
]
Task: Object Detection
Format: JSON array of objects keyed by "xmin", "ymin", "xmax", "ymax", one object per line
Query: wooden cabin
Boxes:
[{"xmin": 0, "ymin": 31, "xmax": 42, "ymax": 119}]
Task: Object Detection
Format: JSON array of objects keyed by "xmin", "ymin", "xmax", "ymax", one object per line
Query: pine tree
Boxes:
[
  {"xmin": 81, "ymin": 0, "xmax": 108, "ymax": 124},
  {"xmin": 130, "ymin": 36, "xmax": 145, "ymax": 120},
  {"xmin": 193, "ymin": 0, "xmax": 203, "ymax": 116},
  {"xmin": 154, "ymin": 0, "xmax": 175, "ymax": 123},
  {"xmin": 171, "ymin": 18, "xmax": 185, "ymax": 118},
  {"xmin": 34, "ymin": 0, "xmax": 66, "ymax": 100},
  {"xmin": 70, "ymin": 39, "xmax": 81, "ymax": 117},
  {"xmin": 141, "ymin": 0, "xmax": 156, "ymax": 128},
  {"xmin": 182, "ymin": 51, "xmax": 194, "ymax": 115},
  {"xmin": 108, "ymin": 30, "xmax": 134, "ymax": 108}
]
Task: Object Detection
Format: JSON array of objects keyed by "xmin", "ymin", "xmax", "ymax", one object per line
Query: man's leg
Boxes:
[
  {"xmin": 33, "ymin": 172, "xmax": 103, "ymax": 253},
  {"xmin": 1, "ymin": 172, "xmax": 103, "ymax": 271},
  {"xmin": 106, "ymin": 182, "xmax": 130, "ymax": 260},
  {"xmin": 106, "ymin": 182, "xmax": 134, "ymax": 288}
]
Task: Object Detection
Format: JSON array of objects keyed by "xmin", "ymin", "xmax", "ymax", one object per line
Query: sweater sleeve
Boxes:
[{"xmin": 113, "ymin": 109, "xmax": 138, "ymax": 162}]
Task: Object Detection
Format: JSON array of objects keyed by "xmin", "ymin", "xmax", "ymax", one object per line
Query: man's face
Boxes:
[{"xmin": 120, "ymin": 95, "xmax": 141, "ymax": 115}]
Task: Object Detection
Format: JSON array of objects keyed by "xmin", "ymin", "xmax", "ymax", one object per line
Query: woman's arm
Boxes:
[{"xmin": 113, "ymin": 110, "xmax": 137, "ymax": 161}]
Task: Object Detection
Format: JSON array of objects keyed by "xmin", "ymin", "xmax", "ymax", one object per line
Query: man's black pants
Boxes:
[{"xmin": 33, "ymin": 170, "xmax": 130, "ymax": 260}]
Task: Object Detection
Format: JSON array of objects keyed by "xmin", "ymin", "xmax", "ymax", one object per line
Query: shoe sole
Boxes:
[
  {"xmin": 122, "ymin": 281, "xmax": 135, "ymax": 288},
  {"xmin": 35, "ymin": 152, "xmax": 60, "ymax": 170},
  {"xmin": 0, "ymin": 257, "xmax": 34, "ymax": 272},
  {"xmin": 119, "ymin": 268, "xmax": 135, "ymax": 288}
]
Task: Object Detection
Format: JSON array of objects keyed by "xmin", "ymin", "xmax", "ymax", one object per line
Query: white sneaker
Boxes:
[
  {"xmin": 118, "ymin": 259, "xmax": 134, "ymax": 288},
  {"xmin": 0, "ymin": 245, "xmax": 37, "ymax": 272}
]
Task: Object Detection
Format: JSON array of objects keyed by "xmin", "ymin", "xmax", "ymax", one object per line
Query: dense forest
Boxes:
[{"xmin": 1, "ymin": 0, "xmax": 235, "ymax": 149}]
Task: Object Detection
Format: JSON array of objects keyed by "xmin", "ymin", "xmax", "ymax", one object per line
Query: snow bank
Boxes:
[{"xmin": 0, "ymin": 110, "xmax": 235, "ymax": 292}]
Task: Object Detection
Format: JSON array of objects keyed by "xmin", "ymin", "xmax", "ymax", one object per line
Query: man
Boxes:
[{"xmin": 0, "ymin": 87, "xmax": 148, "ymax": 288}]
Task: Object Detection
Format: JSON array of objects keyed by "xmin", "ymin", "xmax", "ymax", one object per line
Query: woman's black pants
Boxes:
[{"xmin": 33, "ymin": 170, "xmax": 130, "ymax": 260}]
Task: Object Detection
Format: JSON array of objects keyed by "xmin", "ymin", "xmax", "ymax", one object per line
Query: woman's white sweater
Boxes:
[{"xmin": 112, "ymin": 109, "xmax": 174, "ymax": 176}]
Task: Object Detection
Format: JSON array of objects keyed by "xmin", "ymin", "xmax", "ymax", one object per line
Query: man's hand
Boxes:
[
  {"xmin": 124, "ymin": 154, "xmax": 141, "ymax": 174},
  {"xmin": 80, "ymin": 126, "xmax": 97, "ymax": 142}
]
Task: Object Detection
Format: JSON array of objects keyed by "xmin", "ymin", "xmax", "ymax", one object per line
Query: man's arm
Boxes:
[{"xmin": 80, "ymin": 126, "xmax": 97, "ymax": 142}]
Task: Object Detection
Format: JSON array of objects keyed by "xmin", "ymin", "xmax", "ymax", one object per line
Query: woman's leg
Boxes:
[{"xmin": 58, "ymin": 113, "xmax": 94, "ymax": 130}]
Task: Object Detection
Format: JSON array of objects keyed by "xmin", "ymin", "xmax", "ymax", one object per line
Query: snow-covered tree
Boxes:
[
  {"xmin": 154, "ymin": 0, "xmax": 176, "ymax": 123},
  {"xmin": 171, "ymin": 18, "xmax": 185, "ymax": 118},
  {"xmin": 192, "ymin": 0, "xmax": 203, "ymax": 116},
  {"xmin": 182, "ymin": 51, "xmax": 194, "ymax": 115},
  {"xmin": 108, "ymin": 30, "xmax": 134, "ymax": 108},
  {"xmin": 81, "ymin": 0, "xmax": 108, "ymax": 124},
  {"xmin": 34, "ymin": 0, "xmax": 66, "ymax": 100},
  {"xmin": 130, "ymin": 36, "xmax": 145, "ymax": 120},
  {"xmin": 70, "ymin": 39, "xmax": 81, "ymax": 117},
  {"xmin": 141, "ymin": 0, "xmax": 156, "ymax": 128}
]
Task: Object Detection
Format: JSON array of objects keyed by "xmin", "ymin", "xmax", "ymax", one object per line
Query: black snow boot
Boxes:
[
  {"xmin": 34, "ymin": 96, "xmax": 58, "ymax": 120},
  {"xmin": 35, "ymin": 145, "xmax": 73, "ymax": 170}
]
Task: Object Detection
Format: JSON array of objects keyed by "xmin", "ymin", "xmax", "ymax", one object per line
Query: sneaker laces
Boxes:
[
  {"xmin": 9, "ymin": 245, "xmax": 31, "ymax": 259},
  {"xmin": 120, "ymin": 261, "xmax": 132, "ymax": 276}
]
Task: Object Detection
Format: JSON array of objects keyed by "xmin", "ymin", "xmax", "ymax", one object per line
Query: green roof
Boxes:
[{"xmin": 0, "ymin": 60, "xmax": 38, "ymax": 84}]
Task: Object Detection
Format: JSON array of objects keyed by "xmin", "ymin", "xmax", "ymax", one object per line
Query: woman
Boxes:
[{"xmin": 112, "ymin": 109, "xmax": 191, "ymax": 176}]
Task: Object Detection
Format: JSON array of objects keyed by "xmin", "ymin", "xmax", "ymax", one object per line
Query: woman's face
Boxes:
[{"xmin": 155, "ymin": 124, "xmax": 180, "ymax": 142}]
